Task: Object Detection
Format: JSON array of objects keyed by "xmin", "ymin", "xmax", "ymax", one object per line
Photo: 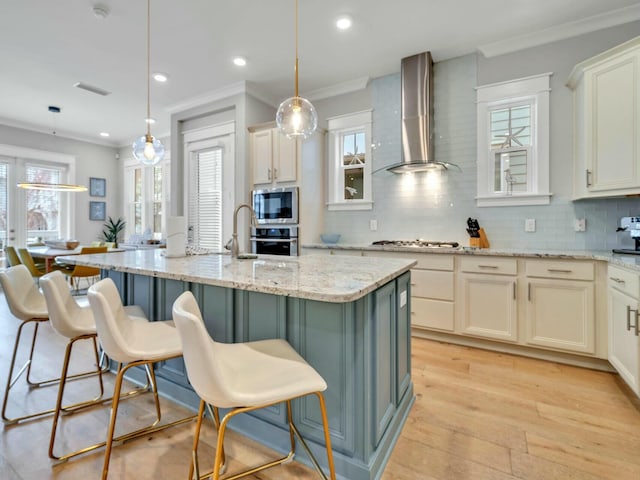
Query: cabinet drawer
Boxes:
[
  {"xmin": 411, "ymin": 297, "xmax": 454, "ymax": 332},
  {"xmin": 411, "ymin": 269, "xmax": 453, "ymax": 301},
  {"xmin": 459, "ymin": 257, "xmax": 517, "ymax": 275},
  {"xmin": 526, "ymin": 260, "xmax": 594, "ymax": 281},
  {"xmin": 365, "ymin": 252, "xmax": 454, "ymax": 271},
  {"xmin": 608, "ymin": 265, "xmax": 640, "ymax": 299}
]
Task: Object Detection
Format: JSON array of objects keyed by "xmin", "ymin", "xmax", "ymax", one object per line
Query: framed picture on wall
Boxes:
[
  {"xmin": 89, "ymin": 201, "xmax": 106, "ymax": 221},
  {"xmin": 90, "ymin": 177, "xmax": 106, "ymax": 197}
]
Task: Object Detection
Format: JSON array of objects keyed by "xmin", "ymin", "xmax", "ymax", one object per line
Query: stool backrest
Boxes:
[
  {"xmin": 68, "ymin": 246, "xmax": 107, "ymax": 278},
  {"xmin": 172, "ymin": 291, "xmax": 230, "ymax": 406},
  {"xmin": 0, "ymin": 265, "xmax": 47, "ymax": 320},
  {"xmin": 40, "ymin": 271, "xmax": 94, "ymax": 339},
  {"xmin": 87, "ymin": 277, "xmax": 134, "ymax": 363}
]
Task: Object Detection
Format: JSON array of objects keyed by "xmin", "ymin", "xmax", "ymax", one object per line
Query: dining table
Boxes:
[{"xmin": 28, "ymin": 246, "xmax": 123, "ymax": 272}]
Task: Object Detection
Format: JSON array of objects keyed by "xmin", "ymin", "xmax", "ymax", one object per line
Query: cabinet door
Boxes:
[
  {"xmin": 458, "ymin": 274, "xmax": 518, "ymax": 342},
  {"xmin": 586, "ymin": 50, "xmax": 639, "ymax": 192},
  {"xmin": 274, "ymin": 131, "xmax": 297, "ymax": 183},
  {"xmin": 526, "ymin": 279, "xmax": 595, "ymax": 354},
  {"xmin": 609, "ymin": 287, "xmax": 640, "ymax": 395},
  {"xmin": 252, "ymin": 129, "xmax": 273, "ymax": 185}
]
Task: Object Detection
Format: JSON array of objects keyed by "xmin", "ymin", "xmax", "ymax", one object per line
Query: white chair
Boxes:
[
  {"xmin": 0, "ymin": 265, "xmax": 100, "ymax": 424},
  {"xmin": 40, "ymin": 271, "xmax": 151, "ymax": 461},
  {"xmin": 87, "ymin": 277, "xmax": 196, "ymax": 480},
  {"xmin": 172, "ymin": 290, "xmax": 336, "ymax": 480}
]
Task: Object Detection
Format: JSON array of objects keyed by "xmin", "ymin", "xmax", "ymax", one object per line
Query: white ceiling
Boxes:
[{"xmin": 1, "ymin": 0, "xmax": 639, "ymax": 147}]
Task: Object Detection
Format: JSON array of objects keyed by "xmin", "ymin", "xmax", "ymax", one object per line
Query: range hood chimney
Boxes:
[{"xmin": 386, "ymin": 51, "xmax": 460, "ymax": 173}]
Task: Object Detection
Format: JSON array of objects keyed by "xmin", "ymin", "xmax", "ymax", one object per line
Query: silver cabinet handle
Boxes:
[
  {"xmin": 586, "ymin": 169, "xmax": 592, "ymax": 187},
  {"xmin": 513, "ymin": 281, "xmax": 516, "ymax": 300},
  {"xmin": 268, "ymin": 168, "xmax": 272, "ymax": 180},
  {"xmin": 548, "ymin": 269, "xmax": 572, "ymax": 273},
  {"xmin": 528, "ymin": 283, "xmax": 531, "ymax": 302},
  {"xmin": 478, "ymin": 265, "xmax": 499, "ymax": 269},
  {"xmin": 627, "ymin": 305, "xmax": 632, "ymax": 331},
  {"xmin": 273, "ymin": 167, "xmax": 278, "ymax": 179},
  {"xmin": 609, "ymin": 277, "xmax": 626, "ymax": 284}
]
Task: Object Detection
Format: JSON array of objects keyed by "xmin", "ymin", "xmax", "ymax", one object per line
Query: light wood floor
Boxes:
[{"xmin": 1, "ymin": 293, "xmax": 639, "ymax": 480}]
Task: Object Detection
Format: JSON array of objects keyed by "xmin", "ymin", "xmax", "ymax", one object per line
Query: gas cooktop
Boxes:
[{"xmin": 372, "ymin": 240, "xmax": 459, "ymax": 248}]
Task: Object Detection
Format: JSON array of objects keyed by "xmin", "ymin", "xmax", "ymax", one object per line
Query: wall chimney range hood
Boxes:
[{"xmin": 386, "ymin": 51, "xmax": 460, "ymax": 173}]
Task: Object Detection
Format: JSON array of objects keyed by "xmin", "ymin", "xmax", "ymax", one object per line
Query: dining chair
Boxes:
[
  {"xmin": 17, "ymin": 248, "xmax": 47, "ymax": 281},
  {"xmin": 87, "ymin": 278, "xmax": 196, "ymax": 480},
  {"xmin": 4, "ymin": 246, "xmax": 22, "ymax": 267},
  {"xmin": 40, "ymin": 271, "xmax": 151, "ymax": 461},
  {"xmin": 59, "ymin": 246, "xmax": 107, "ymax": 292},
  {"xmin": 172, "ymin": 290, "xmax": 336, "ymax": 480}
]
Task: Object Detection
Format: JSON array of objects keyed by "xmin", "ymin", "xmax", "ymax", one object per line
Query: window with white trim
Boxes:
[
  {"xmin": 327, "ymin": 110, "xmax": 373, "ymax": 210},
  {"xmin": 476, "ymin": 73, "xmax": 552, "ymax": 206}
]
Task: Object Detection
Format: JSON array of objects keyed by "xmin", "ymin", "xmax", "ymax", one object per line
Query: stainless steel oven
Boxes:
[
  {"xmin": 251, "ymin": 226, "xmax": 298, "ymax": 256},
  {"xmin": 252, "ymin": 187, "xmax": 298, "ymax": 225}
]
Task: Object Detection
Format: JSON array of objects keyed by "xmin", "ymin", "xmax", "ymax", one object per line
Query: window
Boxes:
[
  {"xmin": 124, "ymin": 155, "xmax": 170, "ymax": 241},
  {"xmin": 0, "ymin": 144, "xmax": 78, "ymax": 248},
  {"xmin": 327, "ymin": 110, "xmax": 373, "ymax": 210},
  {"xmin": 476, "ymin": 73, "xmax": 551, "ymax": 206}
]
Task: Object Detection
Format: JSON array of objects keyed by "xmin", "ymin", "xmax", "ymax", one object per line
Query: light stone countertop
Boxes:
[
  {"xmin": 303, "ymin": 243, "xmax": 640, "ymax": 272},
  {"xmin": 57, "ymin": 249, "xmax": 416, "ymax": 303}
]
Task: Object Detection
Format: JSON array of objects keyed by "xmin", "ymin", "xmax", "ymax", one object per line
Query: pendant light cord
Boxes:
[
  {"xmin": 146, "ymin": 0, "xmax": 151, "ymax": 138},
  {"xmin": 294, "ymin": 0, "xmax": 299, "ymax": 98}
]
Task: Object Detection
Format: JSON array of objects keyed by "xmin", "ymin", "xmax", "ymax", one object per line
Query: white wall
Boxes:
[
  {"xmin": 0, "ymin": 123, "xmax": 120, "ymax": 244},
  {"xmin": 321, "ymin": 23, "xmax": 640, "ymax": 252}
]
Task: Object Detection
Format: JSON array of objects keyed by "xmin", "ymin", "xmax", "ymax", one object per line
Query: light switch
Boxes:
[{"xmin": 525, "ymin": 218, "xmax": 536, "ymax": 232}]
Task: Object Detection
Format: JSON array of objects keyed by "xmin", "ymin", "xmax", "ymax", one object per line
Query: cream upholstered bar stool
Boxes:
[
  {"xmin": 39, "ymin": 271, "xmax": 151, "ymax": 461},
  {"xmin": 0, "ymin": 265, "xmax": 100, "ymax": 424},
  {"xmin": 172, "ymin": 291, "xmax": 336, "ymax": 480},
  {"xmin": 87, "ymin": 277, "xmax": 197, "ymax": 480}
]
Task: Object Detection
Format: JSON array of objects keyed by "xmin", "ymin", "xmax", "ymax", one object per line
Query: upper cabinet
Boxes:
[
  {"xmin": 568, "ymin": 36, "xmax": 640, "ymax": 199},
  {"xmin": 249, "ymin": 123, "xmax": 298, "ymax": 186}
]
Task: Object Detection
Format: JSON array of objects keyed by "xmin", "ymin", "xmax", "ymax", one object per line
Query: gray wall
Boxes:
[
  {"xmin": 0, "ymin": 123, "xmax": 120, "ymax": 244},
  {"xmin": 322, "ymin": 22, "xmax": 640, "ymax": 252}
]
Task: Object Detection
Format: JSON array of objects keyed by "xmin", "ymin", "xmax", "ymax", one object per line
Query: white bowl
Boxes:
[{"xmin": 320, "ymin": 234, "xmax": 341, "ymax": 244}]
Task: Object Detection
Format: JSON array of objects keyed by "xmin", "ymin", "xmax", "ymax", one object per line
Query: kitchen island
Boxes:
[{"xmin": 59, "ymin": 250, "xmax": 416, "ymax": 480}]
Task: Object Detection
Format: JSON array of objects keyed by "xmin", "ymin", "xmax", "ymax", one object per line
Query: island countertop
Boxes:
[{"xmin": 58, "ymin": 249, "xmax": 416, "ymax": 303}]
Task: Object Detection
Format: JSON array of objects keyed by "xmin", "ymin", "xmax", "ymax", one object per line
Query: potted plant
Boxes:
[{"xmin": 101, "ymin": 216, "xmax": 126, "ymax": 247}]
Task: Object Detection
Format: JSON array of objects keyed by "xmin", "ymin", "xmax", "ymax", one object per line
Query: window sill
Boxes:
[
  {"xmin": 476, "ymin": 193, "xmax": 552, "ymax": 207},
  {"xmin": 327, "ymin": 200, "xmax": 373, "ymax": 211}
]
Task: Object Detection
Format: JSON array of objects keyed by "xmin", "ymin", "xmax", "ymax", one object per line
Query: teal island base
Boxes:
[{"xmin": 105, "ymin": 269, "xmax": 414, "ymax": 480}]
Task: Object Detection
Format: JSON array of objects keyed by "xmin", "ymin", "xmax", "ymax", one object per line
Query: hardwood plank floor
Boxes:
[{"xmin": 1, "ymin": 291, "xmax": 639, "ymax": 479}]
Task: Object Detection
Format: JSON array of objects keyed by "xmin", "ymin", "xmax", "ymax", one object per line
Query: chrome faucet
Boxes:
[{"xmin": 229, "ymin": 203, "xmax": 257, "ymax": 258}]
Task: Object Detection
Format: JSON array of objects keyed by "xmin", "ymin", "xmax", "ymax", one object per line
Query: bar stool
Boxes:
[
  {"xmin": 39, "ymin": 271, "xmax": 151, "ymax": 461},
  {"xmin": 172, "ymin": 291, "xmax": 336, "ymax": 480},
  {"xmin": 87, "ymin": 277, "xmax": 197, "ymax": 480}
]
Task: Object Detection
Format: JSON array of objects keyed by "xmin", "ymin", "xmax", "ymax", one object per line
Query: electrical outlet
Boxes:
[
  {"xmin": 370, "ymin": 219, "xmax": 378, "ymax": 231},
  {"xmin": 525, "ymin": 218, "xmax": 536, "ymax": 232},
  {"xmin": 574, "ymin": 218, "xmax": 586, "ymax": 232}
]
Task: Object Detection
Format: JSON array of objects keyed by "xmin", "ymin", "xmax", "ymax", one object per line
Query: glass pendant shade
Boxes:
[
  {"xmin": 276, "ymin": 96, "xmax": 318, "ymax": 139},
  {"xmin": 132, "ymin": 133, "xmax": 164, "ymax": 166}
]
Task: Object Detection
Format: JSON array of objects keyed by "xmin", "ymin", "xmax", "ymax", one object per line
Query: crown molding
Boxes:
[
  {"xmin": 478, "ymin": 4, "xmax": 640, "ymax": 58},
  {"xmin": 166, "ymin": 81, "xmax": 279, "ymax": 114},
  {"xmin": 0, "ymin": 117, "xmax": 119, "ymax": 148},
  {"xmin": 306, "ymin": 76, "xmax": 370, "ymax": 101}
]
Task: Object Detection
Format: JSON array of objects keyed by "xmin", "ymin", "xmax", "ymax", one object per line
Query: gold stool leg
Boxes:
[
  {"xmin": 316, "ymin": 392, "xmax": 336, "ymax": 480},
  {"xmin": 188, "ymin": 400, "xmax": 206, "ymax": 480}
]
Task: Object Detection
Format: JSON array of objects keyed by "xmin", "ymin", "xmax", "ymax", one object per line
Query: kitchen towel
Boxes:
[{"xmin": 166, "ymin": 216, "xmax": 186, "ymax": 257}]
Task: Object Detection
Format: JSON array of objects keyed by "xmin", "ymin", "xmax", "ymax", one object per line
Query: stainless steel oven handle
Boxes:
[{"xmin": 251, "ymin": 238, "xmax": 297, "ymax": 243}]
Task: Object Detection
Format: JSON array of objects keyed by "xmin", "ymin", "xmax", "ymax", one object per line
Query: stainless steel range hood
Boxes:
[{"xmin": 386, "ymin": 51, "xmax": 460, "ymax": 173}]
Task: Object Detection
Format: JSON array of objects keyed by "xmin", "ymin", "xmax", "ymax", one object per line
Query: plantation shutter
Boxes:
[{"xmin": 188, "ymin": 147, "xmax": 223, "ymax": 250}]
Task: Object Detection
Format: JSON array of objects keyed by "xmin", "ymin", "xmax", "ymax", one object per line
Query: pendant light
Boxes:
[
  {"xmin": 17, "ymin": 106, "xmax": 87, "ymax": 192},
  {"xmin": 275, "ymin": 0, "xmax": 317, "ymax": 139},
  {"xmin": 132, "ymin": 0, "xmax": 165, "ymax": 165}
]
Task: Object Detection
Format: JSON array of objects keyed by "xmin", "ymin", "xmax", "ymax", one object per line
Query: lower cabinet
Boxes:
[
  {"xmin": 608, "ymin": 265, "xmax": 640, "ymax": 395},
  {"xmin": 457, "ymin": 257, "xmax": 518, "ymax": 342},
  {"xmin": 524, "ymin": 260, "xmax": 595, "ymax": 354}
]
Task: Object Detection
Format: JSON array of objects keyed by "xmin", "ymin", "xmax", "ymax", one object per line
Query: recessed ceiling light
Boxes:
[
  {"xmin": 146, "ymin": 117, "xmax": 156, "ymax": 124},
  {"xmin": 233, "ymin": 57, "xmax": 247, "ymax": 67},
  {"xmin": 153, "ymin": 73, "xmax": 168, "ymax": 82},
  {"xmin": 336, "ymin": 15, "xmax": 353, "ymax": 30},
  {"xmin": 99, "ymin": 132, "xmax": 110, "ymax": 137}
]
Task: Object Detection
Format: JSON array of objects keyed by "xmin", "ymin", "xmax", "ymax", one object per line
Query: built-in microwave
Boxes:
[{"xmin": 251, "ymin": 186, "xmax": 298, "ymax": 225}]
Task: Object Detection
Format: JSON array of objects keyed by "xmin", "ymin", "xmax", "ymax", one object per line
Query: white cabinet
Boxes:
[
  {"xmin": 608, "ymin": 265, "xmax": 640, "ymax": 395},
  {"xmin": 250, "ymin": 125, "xmax": 298, "ymax": 186},
  {"xmin": 524, "ymin": 260, "xmax": 595, "ymax": 354},
  {"xmin": 457, "ymin": 257, "xmax": 518, "ymax": 342},
  {"xmin": 410, "ymin": 255, "xmax": 454, "ymax": 332},
  {"xmin": 568, "ymin": 36, "xmax": 640, "ymax": 199}
]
